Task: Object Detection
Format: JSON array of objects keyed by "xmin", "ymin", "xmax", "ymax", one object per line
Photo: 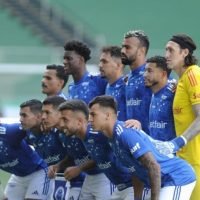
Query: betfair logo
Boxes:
[{"xmin": 130, "ymin": 142, "xmax": 140, "ymax": 153}]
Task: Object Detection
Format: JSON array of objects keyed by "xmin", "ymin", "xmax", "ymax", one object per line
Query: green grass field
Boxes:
[{"xmin": 0, "ymin": 171, "xmax": 10, "ymax": 188}]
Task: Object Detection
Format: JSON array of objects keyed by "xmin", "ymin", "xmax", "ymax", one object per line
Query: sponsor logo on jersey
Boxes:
[
  {"xmin": 130, "ymin": 142, "xmax": 140, "ymax": 154},
  {"xmin": 149, "ymin": 121, "xmax": 167, "ymax": 129},
  {"xmin": 127, "ymin": 98, "xmax": 142, "ymax": 106},
  {"xmin": 45, "ymin": 154, "xmax": 60, "ymax": 164},
  {"xmin": 173, "ymin": 107, "xmax": 183, "ymax": 114},
  {"xmin": 193, "ymin": 92, "xmax": 200, "ymax": 99},
  {"xmin": 0, "ymin": 159, "xmax": 19, "ymax": 168},
  {"xmin": 98, "ymin": 161, "xmax": 111, "ymax": 169},
  {"xmin": 75, "ymin": 155, "xmax": 90, "ymax": 166}
]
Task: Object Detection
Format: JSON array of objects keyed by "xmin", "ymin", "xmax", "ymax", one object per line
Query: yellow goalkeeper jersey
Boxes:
[{"xmin": 173, "ymin": 65, "xmax": 200, "ymax": 165}]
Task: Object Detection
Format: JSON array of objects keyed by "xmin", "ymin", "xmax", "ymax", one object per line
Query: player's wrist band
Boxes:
[
  {"xmin": 173, "ymin": 136, "xmax": 187, "ymax": 150},
  {"xmin": 180, "ymin": 135, "xmax": 187, "ymax": 145}
]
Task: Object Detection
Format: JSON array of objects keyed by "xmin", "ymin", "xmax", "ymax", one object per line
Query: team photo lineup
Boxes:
[{"xmin": 0, "ymin": 30, "xmax": 200, "ymax": 200}]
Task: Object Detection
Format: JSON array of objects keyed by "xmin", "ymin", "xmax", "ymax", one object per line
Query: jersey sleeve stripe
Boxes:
[{"xmin": 187, "ymin": 70, "xmax": 198, "ymax": 86}]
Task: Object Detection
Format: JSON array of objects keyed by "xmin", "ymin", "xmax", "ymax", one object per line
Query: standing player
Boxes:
[
  {"xmin": 0, "ymin": 123, "xmax": 52, "ymax": 200},
  {"xmin": 165, "ymin": 33, "xmax": 200, "ymax": 200},
  {"xmin": 42, "ymin": 64, "xmax": 68, "ymax": 99},
  {"xmin": 63, "ymin": 40, "xmax": 107, "ymax": 104},
  {"xmin": 99, "ymin": 45, "xmax": 141, "ymax": 128},
  {"xmin": 144, "ymin": 56, "xmax": 176, "ymax": 141},
  {"xmin": 99, "ymin": 45, "xmax": 127, "ymax": 121},
  {"xmin": 121, "ymin": 30, "xmax": 152, "ymax": 134},
  {"xmin": 89, "ymin": 95, "xmax": 196, "ymax": 200}
]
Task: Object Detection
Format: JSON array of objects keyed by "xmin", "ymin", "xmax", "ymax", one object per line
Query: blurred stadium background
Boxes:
[{"xmin": 0, "ymin": 0, "xmax": 200, "ymax": 187}]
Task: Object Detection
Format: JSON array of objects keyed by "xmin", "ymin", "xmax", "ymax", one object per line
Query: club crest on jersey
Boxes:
[{"xmin": 0, "ymin": 127, "xmax": 6, "ymax": 135}]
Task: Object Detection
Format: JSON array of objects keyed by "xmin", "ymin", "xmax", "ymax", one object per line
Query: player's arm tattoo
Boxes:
[{"xmin": 138, "ymin": 152, "xmax": 161, "ymax": 200}]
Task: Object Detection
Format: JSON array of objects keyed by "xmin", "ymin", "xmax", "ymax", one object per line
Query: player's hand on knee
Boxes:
[{"xmin": 124, "ymin": 119, "xmax": 142, "ymax": 130}]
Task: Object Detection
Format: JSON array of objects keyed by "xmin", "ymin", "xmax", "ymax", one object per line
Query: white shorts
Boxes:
[
  {"xmin": 79, "ymin": 173, "xmax": 112, "ymax": 200},
  {"xmin": 143, "ymin": 181, "xmax": 196, "ymax": 200},
  {"xmin": 67, "ymin": 187, "xmax": 82, "ymax": 200},
  {"xmin": 110, "ymin": 186, "xmax": 134, "ymax": 200},
  {"xmin": 4, "ymin": 168, "xmax": 53, "ymax": 200}
]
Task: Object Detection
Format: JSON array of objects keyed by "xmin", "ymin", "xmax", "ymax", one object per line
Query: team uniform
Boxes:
[
  {"xmin": 105, "ymin": 76, "xmax": 127, "ymax": 121},
  {"xmin": 0, "ymin": 123, "xmax": 52, "ymax": 200},
  {"xmin": 149, "ymin": 82, "xmax": 176, "ymax": 141},
  {"xmin": 67, "ymin": 72, "xmax": 107, "ymax": 104},
  {"xmin": 83, "ymin": 124, "xmax": 134, "ymax": 200},
  {"xmin": 110, "ymin": 121, "xmax": 196, "ymax": 200},
  {"xmin": 126, "ymin": 64, "xmax": 152, "ymax": 134},
  {"xmin": 173, "ymin": 65, "xmax": 200, "ymax": 200},
  {"xmin": 26, "ymin": 128, "xmax": 84, "ymax": 200},
  {"xmin": 58, "ymin": 132, "xmax": 112, "ymax": 200}
]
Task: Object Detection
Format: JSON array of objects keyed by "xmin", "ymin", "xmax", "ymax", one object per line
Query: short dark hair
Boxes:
[
  {"xmin": 169, "ymin": 34, "xmax": 198, "ymax": 66},
  {"xmin": 20, "ymin": 99, "xmax": 42, "ymax": 114},
  {"xmin": 101, "ymin": 46, "xmax": 121, "ymax": 58},
  {"xmin": 89, "ymin": 95, "xmax": 118, "ymax": 114},
  {"xmin": 124, "ymin": 30, "xmax": 149, "ymax": 54},
  {"xmin": 43, "ymin": 96, "xmax": 66, "ymax": 109},
  {"xmin": 64, "ymin": 40, "xmax": 91, "ymax": 62},
  {"xmin": 58, "ymin": 100, "xmax": 89, "ymax": 120},
  {"xmin": 46, "ymin": 64, "xmax": 69, "ymax": 88},
  {"xmin": 146, "ymin": 56, "xmax": 171, "ymax": 77}
]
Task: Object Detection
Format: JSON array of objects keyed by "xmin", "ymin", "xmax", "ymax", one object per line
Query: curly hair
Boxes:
[{"xmin": 64, "ymin": 40, "xmax": 91, "ymax": 62}]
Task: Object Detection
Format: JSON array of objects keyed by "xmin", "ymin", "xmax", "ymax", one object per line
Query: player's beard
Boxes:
[
  {"xmin": 145, "ymin": 80, "xmax": 159, "ymax": 88},
  {"xmin": 121, "ymin": 53, "xmax": 136, "ymax": 66}
]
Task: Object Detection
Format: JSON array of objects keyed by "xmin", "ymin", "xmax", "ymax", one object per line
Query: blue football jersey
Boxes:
[
  {"xmin": 0, "ymin": 123, "xmax": 47, "ymax": 176},
  {"xmin": 149, "ymin": 83, "xmax": 176, "ymax": 141},
  {"xmin": 83, "ymin": 124, "xmax": 132, "ymax": 190},
  {"xmin": 106, "ymin": 76, "xmax": 127, "ymax": 121},
  {"xmin": 67, "ymin": 72, "xmax": 107, "ymax": 104},
  {"xmin": 111, "ymin": 121, "xmax": 196, "ymax": 187},
  {"xmin": 26, "ymin": 128, "xmax": 67, "ymax": 165},
  {"xmin": 58, "ymin": 132, "xmax": 101, "ymax": 175},
  {"xmin": 126, "ymin": 64, "xmax": 152, "ymax": 134}
]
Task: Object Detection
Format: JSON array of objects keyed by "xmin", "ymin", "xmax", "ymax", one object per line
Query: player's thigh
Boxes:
[
  {"xmin": 110, "ymin": 187, "xmax": 134, "ymax": 200},
  {"xmin": 92, "ymin": 173, "xmax": 112, "ymax": 200},
  {"xmin": 159, "ymin": 182, "xmax": 196, "ymax": 200},
  {"xmin": 190, "ymin": 164, "xmax": 200, "ymax": 200},
  {"xmin": 4, "ymin": 174, "xmax": 27, "ymax": 200},
  {"xmin": 79, "ymin": 175, "xmax": 94, "ymax": 200},
  {"xmin": 67, "ymin": 187, "xmax": 81, "ymax": 200},
  {"xmin": 25, "ymin": 168, "xmax": 53, "ymax": 200}
]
